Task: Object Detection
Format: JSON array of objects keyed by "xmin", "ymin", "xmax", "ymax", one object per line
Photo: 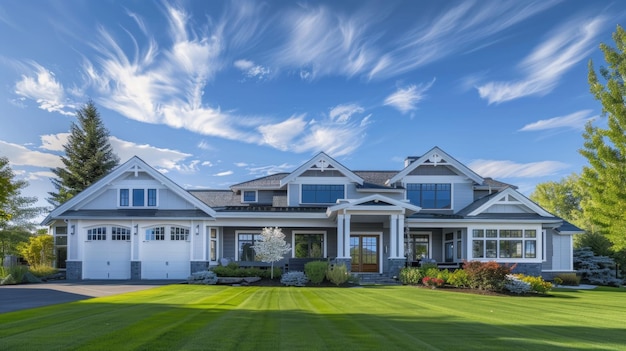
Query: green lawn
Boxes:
[{"xmin": 1, "ymin": 285, "xmax": 625, "ymax": 350}]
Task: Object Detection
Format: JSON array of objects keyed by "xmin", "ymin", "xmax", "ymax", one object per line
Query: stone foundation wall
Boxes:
[
  {"xmin": 131, "ymin": 261, "xmax": 141, "ymax": 280},
  {"xmin": 334, "ymin": 258, "xmax": 352, "ymax": 272},
  {"xmin": 511, "ymin": 263, "xmax": 542, "ymax": 276},
  {"xmin": 66, "ymin": 261, "xmax": 82, "ymax": 280},
  {"xmin": 191, "ymin": 261, "xmax": 210, "ymax": 274},
  {"xmin": 387, "ymin": 258, "xmax": 406, "ymax": 278}
]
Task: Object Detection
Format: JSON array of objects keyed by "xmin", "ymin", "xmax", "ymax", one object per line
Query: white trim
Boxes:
[
  {"xmin": 241, "ymin": 190, "xmax": 258, "ymax": 203},
  {"xmin": 405, "ymin": 231, "xmax": 432, "ymax": 260},
  {"xmin": 291, "ymin": 230, "xmax": 328, "ymax": 258},
  {"xmin": 467, "ymin": 188, "xmax": 554, "ymax": 217},
  {"xmin": 280, "ymin": 152, "xmax": 363, "ymax": 187}
]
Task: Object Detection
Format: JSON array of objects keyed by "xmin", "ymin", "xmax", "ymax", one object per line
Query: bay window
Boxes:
[{"xmin": 472, "ymin": 228, "xmax": 538, "ymax": 259}]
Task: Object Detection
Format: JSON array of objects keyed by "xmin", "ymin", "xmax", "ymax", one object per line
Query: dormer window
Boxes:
[
  {"xmin": 407, "ymin": 183, "xmax": 451, "ymax": 209},
  {"xmin": 119, "ymin": 188, "xmax": 158, "ymax": 207},
  {"xmin": 242, "ymin": 190, "xmax": 257, "ymax": 203}
]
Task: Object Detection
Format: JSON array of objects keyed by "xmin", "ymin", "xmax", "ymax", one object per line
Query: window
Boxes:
[
  {"xmin": 148, "ymin": 189, "xmax": 157, "ymax": 206},
  {"xmin": 237, "ymin": 232, "xmax": 261, "ymax": 261},
  {"xmin": 133, "ymin": 189, "xmax": 144, "ymax": 206},
  {"xmin": 146, "ymin": 227, "xmax": 165, "ymax": 241},
  {"xmin": 119, "ymin": 188, "xmax": 158, "ymax": 207},
  {"xmin": 301, "ymin": 184, "xmax": 344, "ymax": 204},
  {"xmin": 405, "ymin": 233, "xmax": 430, "ymax": 261},
  {"xmin": 294, "ymin": 233, "xmax": 324, "ymax": 258},
  {"xmin": 87, "ymin": 227, "xmax": 106, "ymax": 241},
  {"xmin": 171, "ymin": 226, "xmax": 189, "ymax": 241},
  {"xmin": 112, "ymin": 227, "xmax": 131, "ymax": 241},
  {"xmin": 210, "ymin": 228, "xmax": 218, "ymax": 261},
  {"xmin": 120, "ymin": 189, "xmax": 129, "ymax": 206},
  {"xmin": 242, "ymin": 190, "xmax": 257, "ymax": 202},
  {"xmin": 55, "ymin": 236, "xmax": 68, "ymax": 245},
  {"xmin": 406, "ymin": 184, "xmax": 451, "ymax": 209},
  {"xmin": 472, "ymin": 228, "xmax": 538, "ymax": 259}
]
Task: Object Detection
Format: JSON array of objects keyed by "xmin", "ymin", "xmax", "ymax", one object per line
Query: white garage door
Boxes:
[
  {"xmin": 141, "ymin": 241, "xmax": 190, "ymax": 280},
  {"xmin": 83, "ymin": 229, "xmax": 131, "ymax": 279}
]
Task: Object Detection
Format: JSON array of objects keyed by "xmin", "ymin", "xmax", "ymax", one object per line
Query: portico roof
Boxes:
[{"xmin": 326, "ymin": 194, "xmax": 421, "ymax": 219}]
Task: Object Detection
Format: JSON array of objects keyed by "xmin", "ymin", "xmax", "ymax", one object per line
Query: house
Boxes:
[{"xmin": 42, "ymin": 147, "xmax": 581, "ymax": 280}]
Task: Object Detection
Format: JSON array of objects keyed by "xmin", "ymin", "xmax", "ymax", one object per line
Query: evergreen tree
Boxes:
[
  {"xmin": 48, "ymin": 101, "xmax": 119, "ymax": 206},
  {"xmin": 0, "ymin": 156, "xmax": 43, "ymax": 229},
  {"xmin": 580, "ymin": 25, "xmax": 626, "ymax": 250}
]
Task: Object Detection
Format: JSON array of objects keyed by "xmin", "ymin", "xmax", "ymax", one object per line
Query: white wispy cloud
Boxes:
[
  {"xmin": 519, "ymin": 110, "xmax": 596, "ymax": 131},
  {"xmin": 197, "ymin": 140, "xmax": 214, "ymax": 150},
  {"xmin": 40, "ymin": 133, "xmax": 69, "ymax": 151},
  {"xmin": 0, "ymin": 140, "xmax": 62, "ymax": 168},
  {"xmin": 14, "ymin": 63, "xmax": 75, "ymax": 116},
  {"xmin": 477, "ymin": 16, "xmax": 605, "ymax": 104},
  {"xmin": 214, "ymin": 170, "xmax": 234, "ymax": 177},
  {"xmin": 469, "ymin": 159, "xmax": 569, "ymax": 178},
  {"xmin": 258, "ymin": 115, "xmax": 308, "ymax": 151},
  {"xmin": 384, "ymin": 80, "xmax": 434, "ymax": 113},
  {"xmin": 329, "ymin": 104, "xmax": 364, "ymax": 123},
  {"xmin": 234, "ymin": 59, "xmax": 270, "ymax": 79},
  {"xmin": 247, "ymin": 163, "xmax": 294, "ymax": 176}
]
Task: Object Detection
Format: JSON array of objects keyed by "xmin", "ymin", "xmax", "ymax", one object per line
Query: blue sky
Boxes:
[{"xmin": 1, "ymin": 0, "xmax": 625, "ymax": 211}]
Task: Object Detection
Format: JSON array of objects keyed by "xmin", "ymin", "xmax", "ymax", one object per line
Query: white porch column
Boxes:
[
  {"xmin": 397, "ymin": 214, "xmax": 405, "ymax": 258},
  {"xmin": 337, "ymin": 214, "xmax": 345, "ymax": 258},
  {"xmin": 390, "ymin": 214, "xmax": 398, "ymax": 258},
  {"xmin": 343, "ymin": 214, "xmax": 351, "ymax": 258}
]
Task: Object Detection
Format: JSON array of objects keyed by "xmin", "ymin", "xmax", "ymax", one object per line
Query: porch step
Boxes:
[{"xmin": 356, "ymin": 273, "xmax": 400, "ymax": 285}]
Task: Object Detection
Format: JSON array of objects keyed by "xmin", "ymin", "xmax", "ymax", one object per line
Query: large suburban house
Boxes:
[{"xmin": 42, "ymin": 147, "xmax": 581, "ymax": 280}]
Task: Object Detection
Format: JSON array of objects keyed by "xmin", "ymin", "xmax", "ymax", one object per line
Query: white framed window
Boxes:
[
  {"xmin": 210, "ymin": 227, "xmax": 218, "ymax": 262},
  {"xmin": 301, "ymin": 184, "xmax": 344, "ymax": 204},
  {"xmin": 242, "ymin": 190, "xmax": 257, "ymax": 203},
  {"xmin": 292, "ymin": 231, "xmax": 327, "ymax": 258},
  {"xmin": 112, "ymin": 226, "xmax": 131, "ymax": 241},
  {"xmin": 406, "ymin": 183, "xmax": 451, "ymax": 209},
  {"xmin": 119, "ymin": 188, "xmax": 158, "ymax": 208},
  {"xmin": 170, "ymin": 226, "xmax": 190, "ymax": 241},
  {"xmin": 145, "ymin": 227, "xmax": 165, "ymax": 241},
  {"xmin": 472, "ymin": 228, "xmax": 539, "ymax": 259},
  {"xmin": 87, "ymin": 227, "xmax": 107, "ymax": 241}
]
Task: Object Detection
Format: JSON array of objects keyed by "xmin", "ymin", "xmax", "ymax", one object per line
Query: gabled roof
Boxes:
[
  {"xmin": 42, "ymin": 156, "xmax": 216, "ymax": 225},
  {"xmin": 387, "ymin": 146, "xmax": 483, "ymax": 185},
  {"xmin": 230, "ymin": 173, "xmax": 289, "ymax": 191},
  {"xmin": 326, "ymin": 194, "xmax": 421, "ymax": 217},
  {"xmin": 460, "ymin": 187, "xmax": 554, "ymax": 218},
  {"xmin": 280, "ymin": 152, "xmax": 363, "ymax": 187}
]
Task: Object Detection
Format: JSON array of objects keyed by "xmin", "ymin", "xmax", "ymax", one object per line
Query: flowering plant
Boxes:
[{"xmin": 422, "ymin": 276, "xmax": 445, "ymax": 288}]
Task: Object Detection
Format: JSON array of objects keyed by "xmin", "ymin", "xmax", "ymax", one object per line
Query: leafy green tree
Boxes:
[
  {"xmin": 16, "ymin": 234, "xmax": 55, "ymax": 267},
  {"xmin": 0, "ymin": 227, "xmax": 30, "ymax": 266},
  {"xmin": 48, "ymin": 100, "xmax": 119, "ymax": 206},
  {"xmin": 0, "ymin": 156, "xmax": 21, "ymax": 223},
  {"xmin": 580, "ymin": 25, "xmax": 626, "ymax": 250}
]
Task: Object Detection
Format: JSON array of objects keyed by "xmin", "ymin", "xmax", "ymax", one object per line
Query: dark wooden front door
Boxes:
[{"xmin": 350, "ymin": 235, "xmax": 379, "ymax": 272}]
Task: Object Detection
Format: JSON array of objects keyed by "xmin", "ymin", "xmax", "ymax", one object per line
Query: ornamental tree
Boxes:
[{"xmin": 253, "ymin": 227, "xmax": 291, "ymax": 279}]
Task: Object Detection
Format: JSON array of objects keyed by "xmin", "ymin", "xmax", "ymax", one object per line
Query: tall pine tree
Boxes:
[
  {"xmin": 48, "ymin": 101, "xmax": 119, "ymax": 206},
  {"xmin": 580, "ymin": 25, "xmax": 626, "ymax": 250}
]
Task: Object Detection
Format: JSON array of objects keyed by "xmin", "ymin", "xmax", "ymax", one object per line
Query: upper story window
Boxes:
[
  {"xmin": 406, "ymin": 183, "xmax": 451, "ymax": 209},
  {"xmin": 242, "ymin": 190, "xmax": 257, "ymax": 203},
  {"xmin": 120, "ymin": 188, "xmax": 157, "ymax": 207},
  {"xmin": 301, "ymin": 184, "xmax": 344, "ymax": 204}
]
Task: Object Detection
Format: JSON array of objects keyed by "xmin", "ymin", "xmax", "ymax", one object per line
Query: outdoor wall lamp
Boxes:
[
  {"xmin": 70, "ymin": 225, "xmax": 75, "ymax": 235},
  {"xmin": 134, "ymin": 224, "xmax": 138, "ymax": 235},
  {"xmin": 195, "ymin": 224, "xmax": 200, "ymax": 235}
]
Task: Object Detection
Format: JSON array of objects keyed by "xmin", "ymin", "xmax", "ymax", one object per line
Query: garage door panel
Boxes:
[{"xmin": 84, "ymin": 241, "xmax": 131, "ymax": 279}]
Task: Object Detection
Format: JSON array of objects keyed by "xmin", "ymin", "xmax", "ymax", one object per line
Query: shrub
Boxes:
[
  {"xmin": 305, "ymin": 261, "xmax": 328, "ymax": 284},
  {"xmin": 554, "ymin": 273, "xmax": 580, "ymax": 286},
  {"xmin": 211, "ymin": 265, "xmax": 278, "ymax": 278},
  {"xmin": 187, "ymin": 271, "xmax": 218, "ymax": 285},
  {"xmin": 505, "ymin": 275, "xmax": 531, "ymax": 294},
  {"xmin": 463, "ymin": 261, "xmax": 513, "ymax": 292},
  {"xmin": 422, "ymin": 276, "xmax": 444, "ymax": 288},
  {"xmin": 447, "ymin": 269, "xmax": 470, "ymax": 288},
  {"xmin": 326, "ymin": 263, "xmax": 349, "ymax": 286},
  {"xmin": 29, "ymin": 265, "xmax": 58, "ymax": 278},
  {"xmin": 518, "ymin": 274, "xmax": 552, "ymax": 294},
  {"xmin": 0, "ymin": 265, "xmax": 28, "ymax": 285},
  {"xmin": 398, "ymin": 267, "xmax": 421, "ymax": 285},
  {"xmin": 418, "ymin": 263, "xmax": 438, "ymax": 277},
  {"xmin": 281, "ymin": 271, "xmax": 309, "ymax": 286}
]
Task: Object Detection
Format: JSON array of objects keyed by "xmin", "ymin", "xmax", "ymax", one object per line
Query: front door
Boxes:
[{"xmin": 350, "ymin": 235, "xmax": 379, "ymax": 272}]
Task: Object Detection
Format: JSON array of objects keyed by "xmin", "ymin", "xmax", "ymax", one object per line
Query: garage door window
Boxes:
[
  {"xmin": 87, "ymin": 227, "xmax": 107, "ymax": 241},
  {"xmin": 146, "ymin": 227, "xmax": 165, "ymax": 241},
  {"xmin": 112, "ymin": 227, "xmax": 131, "ymax": 241},
  {"xmin": 171, "ymin": 226, "xmax": 189, "ymax": 241}
]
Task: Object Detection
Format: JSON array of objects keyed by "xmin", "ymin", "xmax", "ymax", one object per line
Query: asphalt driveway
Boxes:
[{"xmin": 0, "ymin": 280, "xmax": 175, "ymax": 314}]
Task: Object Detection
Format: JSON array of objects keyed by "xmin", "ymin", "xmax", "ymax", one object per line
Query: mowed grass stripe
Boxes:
[{"xmin": 1, "ymin": 284, "xmax": 625, "ymax": 350}]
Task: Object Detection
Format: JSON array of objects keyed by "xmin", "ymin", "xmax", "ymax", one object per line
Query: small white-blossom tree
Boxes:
[{"xmin": 253, "ymin": 227, "xmax": 291, "ymax": 279}]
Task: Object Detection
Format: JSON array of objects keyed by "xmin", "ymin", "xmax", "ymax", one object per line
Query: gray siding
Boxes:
[
  {"xmin": 453, "ymin": 182, "xmax": 474, "ymax": 212},
  {"xmin": 82, "ymin": 189, "xmax": 117, "ymax": 209},
  {"xmin": 410, "ymin": 165, "xmax": 457, "ymax": 176},
  {"xmin": 159, "ymin": 189, "xmax": 194, "ymax": 209},
  {"xmin": 288, "ymin": 184, "xmax": 299, "ymax": 206}
]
